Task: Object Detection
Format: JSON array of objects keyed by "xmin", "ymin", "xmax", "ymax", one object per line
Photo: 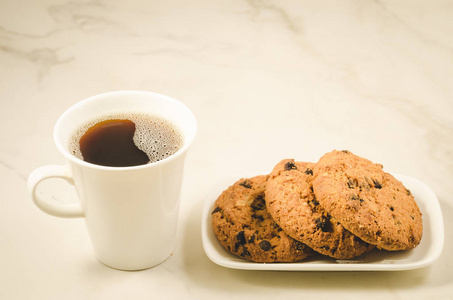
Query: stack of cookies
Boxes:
[{"xmin": 211, "ymin": 150, "xmax": 423, "ymax": 263}]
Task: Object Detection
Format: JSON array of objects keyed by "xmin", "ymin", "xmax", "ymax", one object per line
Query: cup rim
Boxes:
[{"xmin": 53, "ymin": 90, "xmax": 197, "ymax": 171}]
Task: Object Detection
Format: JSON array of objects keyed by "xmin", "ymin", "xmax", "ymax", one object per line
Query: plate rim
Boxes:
[{"xmin": 201, "ymin": 173, "xmax": 444, "ymax": 271}]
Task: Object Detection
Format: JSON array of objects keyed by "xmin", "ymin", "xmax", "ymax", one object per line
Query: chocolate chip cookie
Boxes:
[
  {"xmin": 312, "ymin": 150, "xmax": 423, "ymax": 251},
  {"xmin": 265, "ymin": 159, "xmax": 374, "ymax": 259},
  {"xmin": 211, "ymin": 175, "xmax": 313, "ymax": 262}
]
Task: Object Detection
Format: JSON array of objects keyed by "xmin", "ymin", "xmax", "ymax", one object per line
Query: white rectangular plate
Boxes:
[{"xmin": 201, "ymin": 174, "xmax": 444, "ymax": 271}]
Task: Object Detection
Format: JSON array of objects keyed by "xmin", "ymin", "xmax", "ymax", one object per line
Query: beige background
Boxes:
[{"xmin": 1, "ymin": 0, "xmax": 452, "ymax": 299}]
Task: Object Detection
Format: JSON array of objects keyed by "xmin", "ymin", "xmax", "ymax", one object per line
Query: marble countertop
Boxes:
[{"xmin": 1, "ymin": 0, "xmax": 452, "ymax": 299}]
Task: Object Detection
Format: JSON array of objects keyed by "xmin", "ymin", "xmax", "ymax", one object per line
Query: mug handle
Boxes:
[{"xmin": 27, "ymin": 165, "xmax": 84, "ymax": 218}]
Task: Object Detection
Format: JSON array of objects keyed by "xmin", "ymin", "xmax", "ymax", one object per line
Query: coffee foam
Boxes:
[{"xmin": 69, "ymin": 112, "xmax": 183, "ymax": 164}]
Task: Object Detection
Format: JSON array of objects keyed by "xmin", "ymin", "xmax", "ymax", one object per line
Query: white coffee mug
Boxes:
[{"xmin": 27, "ymin": 91, "xmax": 197, "ymax": 270}]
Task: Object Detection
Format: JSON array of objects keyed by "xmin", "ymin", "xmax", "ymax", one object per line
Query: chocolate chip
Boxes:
[
  {"xmin": 236, "ymin": 231, "xmax": 246, "ymax": 245},
  {"xmin": 373, "ymin": 179, "xmax": 382, "ymax": 189},
  {"xmin": 341, "ymin": 150, "xmax": 350, "ymax": 153},
  {"xmin": 347, "ymin": 178, "xmax": 358, "ymax": 189},
  {"xmin": 315, "ymin": 216, "xmax": 332, "ymax": 232},
  {"xmin": 284, "ymin": 161, "xmax": 297, "ymax": 171},
  {"xmin": 406, "ymin": 189, "xmax": 412, "ymax": 196},
  {"xmin": 234, "ymin": 243, "xmax": 240, "ymax": 251},
  {"xmin": 239, "ymin": 180, "xmax": 252, "ymax": 189},
  {"xmin": 259, "ymin": 240, "xmax": 272, "ymax": 251},
  {"xmin": 211, "ymin": 206, "xmax": 221, "ymax": 214},
  {"xmin": 305, "ymin": 168, "xmax": 313, "ymax": 175},
  {"xmin": 240, "ymin": 247, "xmax": 250, "ymax": 257},
  {"xmin": 248, "ymin": 235, "xmax": 255, "ymax": 243},
  {"xmin": 389, "ymin": 206, "xmax": 394, "ymax": 211}
]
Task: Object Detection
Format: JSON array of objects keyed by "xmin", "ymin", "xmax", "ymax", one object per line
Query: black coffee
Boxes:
[{"xmin": 69, "ymin": 112, "xmax": 183, "ymax": 167}]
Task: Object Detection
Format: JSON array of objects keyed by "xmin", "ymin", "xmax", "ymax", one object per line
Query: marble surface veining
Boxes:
[{"xmin": 1, "ymin": 0, "xmax": 452, "ymax": 299}]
